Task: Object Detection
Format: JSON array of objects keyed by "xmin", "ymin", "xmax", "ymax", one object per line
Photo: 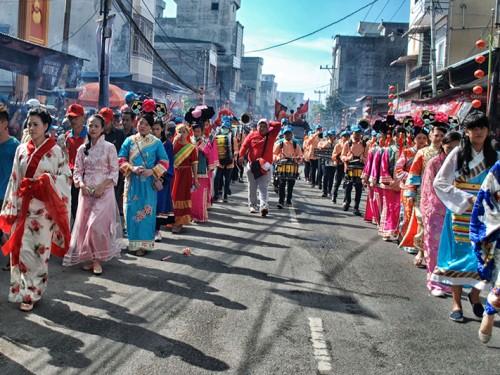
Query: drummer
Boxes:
[
  {"xmin": 273, "ymin": 125, "xmax": 303, "ymax": 208},
  {"xmin": 341, "ymin": 125, "xmax": 367, "ymax": 216}
]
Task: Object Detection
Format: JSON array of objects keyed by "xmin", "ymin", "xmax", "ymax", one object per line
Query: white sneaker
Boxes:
[
  {"xmin": 249, "ymin": 206, "xmax": 258, "ymax": 214},
  {"xmin": 154, "ymin": 231, "xmax": 162, "ymax": 242},
  {"xmin": 430, "ymin": 289, "xmax": 446, "ymax": 298}
]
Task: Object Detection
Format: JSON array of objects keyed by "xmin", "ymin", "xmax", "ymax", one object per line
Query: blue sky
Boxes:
[{"xmin": 164, "ymin": 0, "xmax": 410, "ymax": 102}]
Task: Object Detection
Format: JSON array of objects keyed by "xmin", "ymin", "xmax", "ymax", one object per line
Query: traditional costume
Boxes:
[
  {"xmin": 156, "ymin": 136, "xmax": 175, "ymax": 228},
  {"xmin": 0, "ymin": 137, "xmax": 71, "ymax": 304}
]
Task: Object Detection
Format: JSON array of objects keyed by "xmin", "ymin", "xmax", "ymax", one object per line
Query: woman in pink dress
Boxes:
[
  {"xmin": 63, "ymin": 115, "xmax": 122, "ymax": 274},
  {"xmin": 420, "ymin": 131, "xmax": 461, "ymax": 297}
]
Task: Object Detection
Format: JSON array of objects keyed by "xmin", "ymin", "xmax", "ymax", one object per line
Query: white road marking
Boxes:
[
  {"xmin": 308, "ymin": 317, "xmax": 333, "ymax": 374},
  {"xmin": 289, "ymin": 206, "xmax": 300, "ymax": 225}
]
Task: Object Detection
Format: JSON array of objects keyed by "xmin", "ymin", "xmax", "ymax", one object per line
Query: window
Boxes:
[
  {"xmin": 436, "ymin": 40, "xmax": 446, "ymax": 71},
  {"xmin": 211, "ymin": 2, "xmax": 219, "ymax": 11},
  {"xmin": 131, "ymin": 13, "xmax": 154, "ymax": 61}
]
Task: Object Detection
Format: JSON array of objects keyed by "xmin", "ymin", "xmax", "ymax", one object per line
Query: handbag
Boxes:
[
  {"xmin": 134, "ymin": 138, "xmax": 164, "ymax": 192},
  {"xmin": 250, "ymin": 134, "xmax": 269, "ymax": 179}
]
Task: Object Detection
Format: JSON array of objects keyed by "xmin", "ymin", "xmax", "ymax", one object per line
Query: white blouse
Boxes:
[{"xmin": 433, "ymin": 147, "xmax": 484, "ymax": 215}]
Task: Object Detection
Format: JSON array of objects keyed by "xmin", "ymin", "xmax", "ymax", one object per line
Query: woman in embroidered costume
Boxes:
[
  {"xmin": 63, "ymin": 115, "xmax": 122, "ymax": 274},
  {"xmin": 0, "ymin": 108, "xmax": 71, "ymax": 311},
  {"xmin": 362, "ymin": 130, "xmax": 380, "ymax": 224},
  {"xmin": 401, "ymin": 123, "xmax": 447, "ymax": 265},
  {"xmin": 191, "ymin": 122, "xmax": 215, "ymax": 222},
  {"xmin": 419, "ymin": 131, "xmax": 461, "ymax": 298},
  {"xmin": 118, "ymin": 101, "xmax": 169, "ymax": 256},
  {"xmin": 394, "ymin": 121, "xmax": 429, "ymax": 244},
  {"xmin": 432, "ymin": 111, "xmax": 497, "ymax": 322},
  {"xmin": 172, "ymin": 124, "xmax": 199, "ymax": 233},
  {"xmin": 470, "ymin": 160, "xmax": 500, "ymax": 343},
  {"xmin": 153, "ymin": 119, "xmax": 175, "ymax": 241}
]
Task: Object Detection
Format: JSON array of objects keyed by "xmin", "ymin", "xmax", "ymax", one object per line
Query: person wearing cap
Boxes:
[
  {"xmin": 214, "ymin": 116, "xmax": 237, "ymax": 203},
  {"xmin": 318, "ymin": 129, "xmax": 336, "ymax": 198},
  {"xmin": 239, "ymin": 118, "xmax": 282, "ymax": 216},
  {"xmin": 331, "ymin": 130, "xmax": 350, "ymax": 204},
  {"xmin": 304, "ymin": 125, "xmax": 323, "ymax": 188},
  {"xmin": 432, "ymin": 110, "xmax": 497, "ymax": 323},
  {"xmin": 273, "ymin": 125, "xmax": 303, "ymax": 208},
  {"xmin": 63, "ymin": 103, "xmax": 87, "ymax": 221},
  {"xmin": 341, "ymin": 125, "xmax": 367, "ymax": 215}
]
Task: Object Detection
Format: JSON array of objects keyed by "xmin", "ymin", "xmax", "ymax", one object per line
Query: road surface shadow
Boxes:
[
  {"xmin": 34, "ymin": 301, "xmax": 230, "ymax": 372},
  {"xmin": 153, "ymin": 249, "xmax": 303, "ymax": 285},
  {"xmin": 0, "ymin": 353, "xmax": 36, "ymax": 375},
  {"xmin": 271, "ymin": 289, "xmax": 380, "ymax": 320},
  {"xmin": 99, "ymin": 261, "xmax": 247, "ymax": 311}
]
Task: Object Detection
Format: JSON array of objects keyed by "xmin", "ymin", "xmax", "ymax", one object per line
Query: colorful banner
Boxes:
[{"xmin": 25, "ymin": 0, "xmax": 49, "ymax": 46}]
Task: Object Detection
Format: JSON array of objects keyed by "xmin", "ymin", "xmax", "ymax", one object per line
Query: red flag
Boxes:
[
  {"xmin": 296, "ymin": 99, "xmax": 309, "ymax": 115},
  {"xmin": 274, "ymin": 100, "xmax": 288, "ymax": 120}
]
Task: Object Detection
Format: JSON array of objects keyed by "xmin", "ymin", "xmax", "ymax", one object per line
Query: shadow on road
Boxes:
[{"xmin": 0, "ymin": 353, "xmax": 36, "ymax": 375}]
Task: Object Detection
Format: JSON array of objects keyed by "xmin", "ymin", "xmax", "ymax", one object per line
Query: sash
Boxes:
[
  {"xmin": 174, "ymin": 143, "xmax": 196, "ymax": 168},
  {"xmin": 0, "ymin": 138, "xmax": 70, "ymax": 265},
  {"xmin": 451, "ymin": 181, "xmax": 482, "ymax": 243}
]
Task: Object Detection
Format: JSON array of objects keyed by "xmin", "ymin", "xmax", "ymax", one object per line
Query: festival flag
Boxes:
[
  {"xmin": 296, "ymin": 99, "xmax": 309, "ymax": 115},
  {"xmin": 274, "ymin": 100, "xmax": 288, "ymax": 120}
]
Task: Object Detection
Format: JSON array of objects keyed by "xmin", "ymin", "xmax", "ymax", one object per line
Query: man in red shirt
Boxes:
[
  {"xmin": 63, "ymin": 103, "xmax": 87, "ymax": 220},
  {"xmin": 239, "ymin": 118, "xmax": 281, "ymax": 216}
]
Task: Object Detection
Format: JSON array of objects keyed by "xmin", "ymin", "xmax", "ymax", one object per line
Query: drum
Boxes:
[
  {"xmin": 347, "ymin": 159, "xmax": 364, "ymax": 178},
  {"xmin": 275, "ymin": 159, "xmax": 299, "ymax": 180}
]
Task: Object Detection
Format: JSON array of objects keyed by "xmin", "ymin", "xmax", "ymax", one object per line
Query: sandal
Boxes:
[
  {"xmin": 92, "ymin": 263, "xmax": 103, "ymax": 275},
  {"xmin": 135, "ymin": 248, "xmax": 146, "ymax": 257},
  {"xmin": 414, "ymin": 252, "xmax": 426, "ymax": 269},
  {"xmin": 19, "ymin": 302, "xmax": 34, "ymax": 312}
]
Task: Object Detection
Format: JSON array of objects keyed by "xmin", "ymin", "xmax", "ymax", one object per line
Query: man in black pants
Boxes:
[
  {"xmin": 214, "ymin": 118, "xmax": 236, "ymax": 202},
  {"xmin": 308, "ymin": 125, "xmax": 323, "ymax": 187},
  {"xmin": 320, "ymin": 129, "xmax": 336, "ymax": 197},
  {"xmin": 332, "ymin": 131, "xmax": 349, "ymax": 204}
]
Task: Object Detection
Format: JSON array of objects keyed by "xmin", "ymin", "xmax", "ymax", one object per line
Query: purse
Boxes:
[
  {"xmin": 250, "ymin": 134, "xmax": 269, "ymax": 179},
  {"xmin": 134, "ymin": 138, "xmax": 164, "ymax": 192}
]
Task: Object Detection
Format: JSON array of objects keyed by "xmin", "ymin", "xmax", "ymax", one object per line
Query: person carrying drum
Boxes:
[
  {"xmin": 273, "ymin": 125, "xmax": 303, "ymax": 208},
  {"xmin": 341, "ymin": 125, "xmax": 367, "ymax": 216}
]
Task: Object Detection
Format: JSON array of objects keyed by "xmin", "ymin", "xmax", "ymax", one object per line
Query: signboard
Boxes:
[
  {"xmin": 37, "ymin": 55, "xmax": 84, "ymax": 91},
  {"xmin": 24, "ymin": 0, "xmax": 49, "ymax": 46}
]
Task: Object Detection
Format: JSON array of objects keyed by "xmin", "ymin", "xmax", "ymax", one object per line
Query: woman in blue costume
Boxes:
[
  {"xmin": 470, "ymin": 160, "xmax": 500, "ymax": 343},
  {"xmin": 118, "ymin": 103, "xmax": 169, "ymax": 256},
  {"xmin": 432, "ymin": 111, "xmax": 498, "ymax": 322}
]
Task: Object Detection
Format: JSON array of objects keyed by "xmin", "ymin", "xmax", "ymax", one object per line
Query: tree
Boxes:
[{"xmin": 320, "ymin": 94, "xmax": 345, "ymax": 130}]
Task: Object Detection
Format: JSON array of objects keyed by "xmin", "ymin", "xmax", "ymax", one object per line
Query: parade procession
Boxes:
[{"xmin": 0, "ymin": 0, "xmax": 500, "ymax": 374}]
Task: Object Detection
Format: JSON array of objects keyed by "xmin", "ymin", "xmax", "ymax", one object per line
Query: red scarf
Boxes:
[{"xmin": 0, "ymin": 138, "xmax": 70, "ymax": 265}]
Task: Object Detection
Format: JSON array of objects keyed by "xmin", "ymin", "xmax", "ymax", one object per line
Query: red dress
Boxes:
[{"xmin": 172, "ymin": 141, "xmax": 198, "ymax": 226}]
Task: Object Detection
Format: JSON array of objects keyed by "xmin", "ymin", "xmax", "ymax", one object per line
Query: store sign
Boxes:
[
  {"xmin": 37, "ymin": 55, "xmax": 83, "ymax": 91},
  {"xmin": 25, "ymin": 0, "xmax": 49, "ymax": 46}
]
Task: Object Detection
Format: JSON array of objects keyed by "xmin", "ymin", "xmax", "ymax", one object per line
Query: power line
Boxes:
[
  {"xmin": 375, "ymin": 0, "xmax": 391, "ymax": 22},
  {"xmin": 48, "ymin": 6, "xmax": 99, "ymax": 49},
  {"xmin": 389, "ymin": 0, "xmax": 407, "ymax": 21},
  {"xmin": 363, "ymin": 2, "xmax": 376, "ymax": 22},
  {"xmin": 114, "ymin": 0, "xmax": 197, "ymax": 92},
  {"xmin": 246, "ymin": 0, "xmax": 380, "ymax": 54}
]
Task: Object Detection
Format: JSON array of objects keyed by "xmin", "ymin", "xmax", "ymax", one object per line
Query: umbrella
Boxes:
[{"xmin": 77, "ymin": 82, "xmax": 127, "ymax": 108}]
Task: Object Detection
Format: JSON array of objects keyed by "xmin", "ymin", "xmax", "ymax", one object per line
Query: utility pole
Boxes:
[
  {"xmin": 62, "ymin": 0, "xmax": 72, "ymax": 53},
  {"xmin": 487, "ymin": 0, "xmax": 500, "ymax": 132},
  {"xmin": 429, "ymin": 0, "xmax": 438, "ymax": 97},
  {"xmin": 320, "ymin": 65, "xmax": 335, "ymax": 96},
  {"xmin": 202, "ymin": 49, "xmax": 208, "ymax": 104},
  {"xmin": 314, "ymin": 90, "xmax": 326, "ymax": 104},
  {"xmin": 98, "ymin": 0, "xmax": 112, "ymax": 108}
]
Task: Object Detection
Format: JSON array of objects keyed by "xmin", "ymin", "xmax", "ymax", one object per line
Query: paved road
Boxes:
[{"xmin": 0, "ymin": 179, "xmax": 498, "ymax": 374}]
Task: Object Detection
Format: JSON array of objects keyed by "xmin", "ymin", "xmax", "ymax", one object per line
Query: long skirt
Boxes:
[
  {"xmin": 378, "ymin": 189, "xmax": 388, "ymax": 236},
  {"xmin": 191, "ymin": 177, "xmax": 210, "ymax": 222},
  {"xmin": 372, "ymin": 186, "xmax": 382, "ymax": 226},
  {"xmin": 173, "ymin": 166, "xmax": 193, "ymax": 226},
  {"xmin": 9, "ymin": 213, "xmax": 52, "ymax": 304},
  {"xmin": 422, "ymin": 211, "xmax": 451, "ymax": 293},
  {"xmin": 381, "ymin": 189, "xmax": 401, "ymax": 239},
  {"xmin": 124, "ymin": 174, "xmax": 157, "ymax": 251},
  {"xmin": 207, "ymin": 170, "xmax": 214, "ymax": 209},
  {"xmin": 156, "ymin": 175, "xmax": 175, "ymax": 226},
  {"xmin": 399, "ymin": 194, "xmax": 414, "ymax": 241},
  {"xmin": 63, "ymin": 188, "xmax": 122, "ymax": 266},
  {"xmin": 364, "ymin": 186, "xmax": 374, "ymax": 223}
]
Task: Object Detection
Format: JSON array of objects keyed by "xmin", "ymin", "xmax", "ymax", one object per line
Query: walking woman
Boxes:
[
  {"xmin": 63, "ymin": 114, "xmax": 122, "ymax": 274},
  {"xmin": 432, "ymin": 111, "xmax": 498, "ymax": 322},
  {"xmin": 118, "ymin": 102, "xmax": 169, "ymax": 256},
  {"xmin": 0, "ymin": 108, "xmax": 71, "ymax": 311},
  {"xmin": 172, "ymin": 124, "xmax": 198, "ymax": 233},
  {"xmin": 420, "ymin": 131, "xmax": 461, "ymax": 298}
]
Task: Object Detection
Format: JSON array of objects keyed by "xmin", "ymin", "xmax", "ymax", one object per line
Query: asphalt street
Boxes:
[{"xmin": 0, "ymin": 178, "xmax": 499, "ymax": 375}]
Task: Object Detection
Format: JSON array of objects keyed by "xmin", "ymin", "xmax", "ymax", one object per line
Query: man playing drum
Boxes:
[
  {"xmin": 273, "ymin": 126, "xmax": 303, "ymax": 209},
  {"xmin": 341, "ymin": 125, "xmax": 367, "ymax": 216}
]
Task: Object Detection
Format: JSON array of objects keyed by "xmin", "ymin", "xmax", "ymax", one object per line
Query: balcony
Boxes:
[{"xmin": 410, "ymin": 65, "xmax": 430, "ymax": 81}]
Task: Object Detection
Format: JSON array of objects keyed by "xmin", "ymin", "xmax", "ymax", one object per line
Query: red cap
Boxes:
[
  {"xmin": 99, "ymin": 107, "xmax": 114, "ymax": 125},
  {"xmin": 66, "ymin": 104, "xmax": 84, "ymax": 118}
]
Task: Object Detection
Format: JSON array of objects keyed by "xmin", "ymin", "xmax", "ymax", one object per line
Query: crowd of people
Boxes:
[
  {"xmin": 300, "ymin": 111, "xmax": 499, "ymax": 344},
  {"xmin": 0, "ymin": 99, "xmax": 498, "ymax": 345}
]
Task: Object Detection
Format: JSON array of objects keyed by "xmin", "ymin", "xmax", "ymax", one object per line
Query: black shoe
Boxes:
[
  {"xmin": 321, "ymin": 193, "xmax": 327, "ymax": 198},
  {"xmin": 343, "ymin": 203, "xmax": 349, "ymax": 211},
  {"xmin": 468, "ymin": 293, "xmax": 485, "ymax": 318},
  {"xmin": 228, "ymin": 189, "xmax": 232, "ymax": 196},
  {"xmin": 238, "ymin": 178, "xmax": 244, "ymax": 183},
  {"xmin": 277, "ymin": 203, "xmax": 284, "ymax": 209},
  {"xmin": 223, "ymin": 196, "xmax": 228, "ymax": 203},
  {"xmin": 332, "ymin": 197, "xmax": 337, "ymax": 204},
  {"xmin": 261, "ymin": 208, "xmax": 268, "ymax": 217},
  {"xmin": 286, "ymin": 201, "xmax": 292, "ymax": 207},
  {"xmin": 353, "ymin": 209, "xmax": 361, "ymax": 216}
]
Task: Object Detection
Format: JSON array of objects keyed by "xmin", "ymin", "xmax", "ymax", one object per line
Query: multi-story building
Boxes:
[
  {"xmin": 260, "ymin": 74, "xmax": 278, "ymax": 119},
  {"xmin": 157, "ymin": 0, "xmax": 244, "ymax": 105},
  {"xmin": 331, "ymin": 21, "xmax": 408, "ymax": 107},
  {"xmin": 236, "ymin": 57, "xmax": 263, "ymax": 115}
]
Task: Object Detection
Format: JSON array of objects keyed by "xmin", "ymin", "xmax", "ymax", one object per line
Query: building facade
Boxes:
[
  {"xmin": 236, "ymin": 56, "xmax": 263, "ymax": 115},
  {"xmin": 260, "ymin": 74, "xmax": 277, "ymax": 119}
]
